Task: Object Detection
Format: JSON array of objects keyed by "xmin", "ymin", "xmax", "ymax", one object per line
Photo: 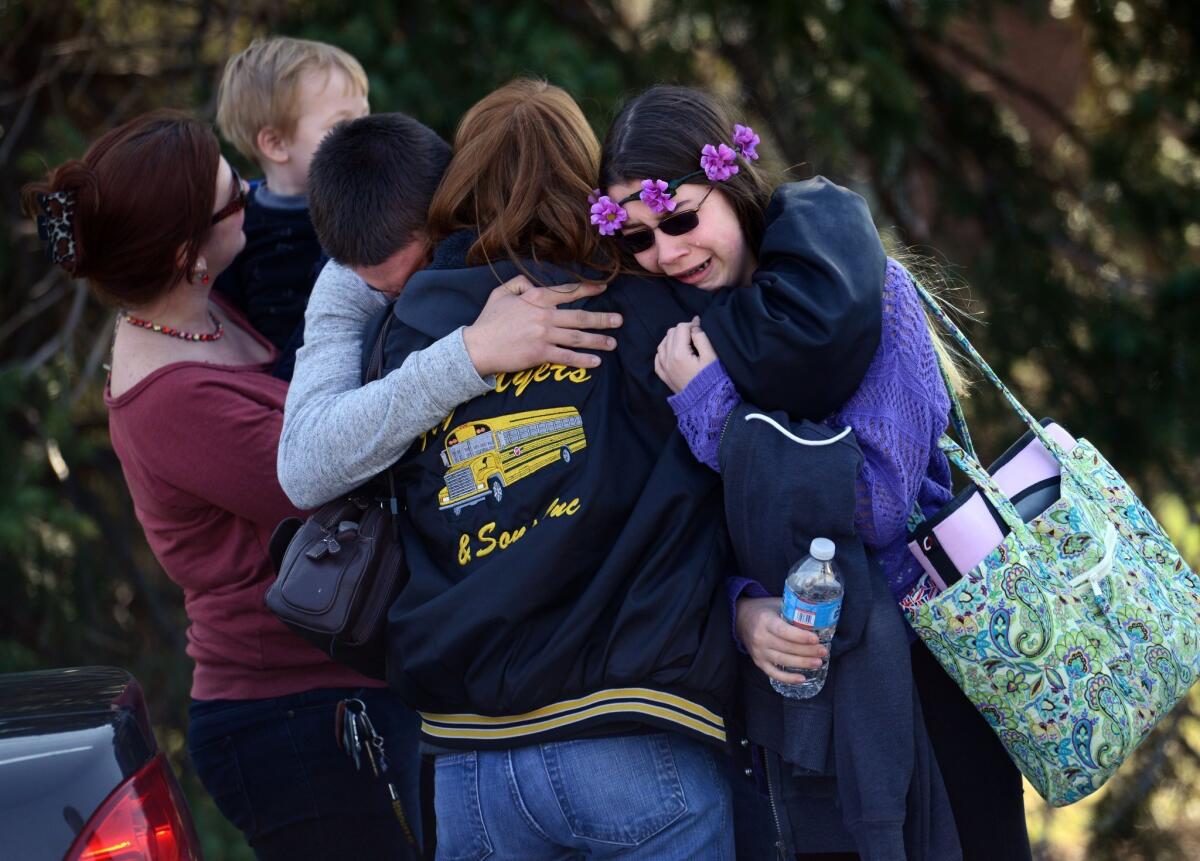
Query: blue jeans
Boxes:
[
  {"xmin": 188, "ymin": 686, "xmax": 423, "ymax": 860},
  {"xmin": 433, "ymin": 732, "xmax": 733, "ymax": 860}
]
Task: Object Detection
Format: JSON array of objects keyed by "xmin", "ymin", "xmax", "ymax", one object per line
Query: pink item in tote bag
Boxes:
[{"xmin": 908, "ymin": 420, "xmax": 1077, "ymax": 590}]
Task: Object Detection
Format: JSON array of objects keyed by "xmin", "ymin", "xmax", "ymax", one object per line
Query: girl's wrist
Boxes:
[{"xmin": 667, "ymin": 359, "xmax": 729, "ymax": 414}]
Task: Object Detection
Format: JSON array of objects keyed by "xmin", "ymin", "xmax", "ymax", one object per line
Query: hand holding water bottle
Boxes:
[
  {"xmin": 735, "ymin": 598, "xmax": 828, "ymax": 687},
  {"xmin": 774, "ymin": 538, "xmax": 843, "ymax": 699}
]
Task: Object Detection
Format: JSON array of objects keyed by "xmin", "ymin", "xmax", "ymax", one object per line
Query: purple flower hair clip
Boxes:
[
  {"xmin": 733, "ymin": 124, "xmax": 760, "ymax": 161},
  {"xmin": 700, "ymin": 123, "xmax": 762, "ymax": 182},
  {"xmin": 700, "ymin": 143, "xmax": 739, "ymax": 182},
  {"xmin": 590, "ymin": 195, "xmax": 628, "ymax": 236},
  {"xmin": 638, "ymin": 179, "xmax": 676, "ymax": 214},
  {"xmin": 589, "ymin": 123, "xmax": 762, "ymax": 235}
]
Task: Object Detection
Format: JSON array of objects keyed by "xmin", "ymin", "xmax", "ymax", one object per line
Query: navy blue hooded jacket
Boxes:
[
  {"xmin": 371, "ymin": 178, "xmax": 886, "ymax": 751},
  {"xmin": 719, "ymin": 402, "xmax": 960, "ymax": 859}
]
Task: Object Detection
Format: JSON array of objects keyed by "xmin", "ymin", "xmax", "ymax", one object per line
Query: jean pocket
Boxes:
[
  {"xmin": 540, "ymin": 734, "xmax": 687, "ymax": 846},
  {"xmin": 434, "ymin": 752, "xmax": 493, "ymax": 861},
  {"xmin": 189, "ymin": 735, "xmax": 255, "ymax": 836}
]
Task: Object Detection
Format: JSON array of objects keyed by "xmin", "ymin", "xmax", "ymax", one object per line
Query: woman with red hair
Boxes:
[{"xmin": 23, "ymin": 111, "xmax": 422, "ymax": 860}]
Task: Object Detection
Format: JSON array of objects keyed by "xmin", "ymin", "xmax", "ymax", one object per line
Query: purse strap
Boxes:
[
  {"xmin": 364, "ymin": 314, "xmax": 390, "ymax": 382},
  {"xmin": 365, "ymin": 308, "xmax": 403, "ymax": 523},
  {"xmin": 904, "ymin": 274, "xmax": 977, "ymax": 529},
  {"xmin": 929, "ymin": 327, "xmax": 977, "ymax": 464},
  {"xmin": 911, "ymin": 279, "xmax": 1072, "ymax": 468},
  {"xmin": 910, "ymin": 276, "xmax": 1118, "ymax": 529}
]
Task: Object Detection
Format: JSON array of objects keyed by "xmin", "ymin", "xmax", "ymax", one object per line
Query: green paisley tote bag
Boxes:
[{"xmin": 907, "ymin": 283, "xmax": 1200, "ymax": 807}]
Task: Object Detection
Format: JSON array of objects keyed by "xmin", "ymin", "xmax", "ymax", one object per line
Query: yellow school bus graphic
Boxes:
[{"xmin": 438, "ymin": 407, "xmax": 586, "ymax": 515}]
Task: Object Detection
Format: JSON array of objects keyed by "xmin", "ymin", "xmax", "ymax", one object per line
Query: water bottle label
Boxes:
[{"xmin": 781, "ymin": 590, "xmax": 841, "ymax": 629}]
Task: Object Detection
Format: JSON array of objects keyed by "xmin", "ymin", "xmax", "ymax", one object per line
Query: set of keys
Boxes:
[{"xmin": 335, "ymin": 698, "xmax": 419, "ymax": 850}]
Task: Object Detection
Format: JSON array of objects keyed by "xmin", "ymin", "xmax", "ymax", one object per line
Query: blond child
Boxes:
[{"xmin": 214, "ymin": 37, "xmax": 369, "ymax": 378}]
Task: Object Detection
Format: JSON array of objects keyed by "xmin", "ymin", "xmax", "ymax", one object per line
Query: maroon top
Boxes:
[{"xmin": 105, "ymin": 298, "xmax": 381, "ymax": 699}]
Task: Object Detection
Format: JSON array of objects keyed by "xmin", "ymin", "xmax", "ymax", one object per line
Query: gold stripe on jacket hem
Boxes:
[{"xmin": 418, "ymin": 687, "xmax": 726, "ymax": 743}]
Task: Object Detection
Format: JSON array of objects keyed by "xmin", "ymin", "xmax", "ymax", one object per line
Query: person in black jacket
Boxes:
[
  {"xmin": 374, "ymin": 79, "xmax": 884, "ymax": 859},
  {"xmin": 598, "ymin": 85, "xmax": 1031, "ymax": 861}
]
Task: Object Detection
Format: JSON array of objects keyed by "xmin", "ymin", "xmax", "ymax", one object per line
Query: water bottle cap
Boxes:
[{"xmin": 810, "ymin": 537, "xmax": 835, "ymax": 561}]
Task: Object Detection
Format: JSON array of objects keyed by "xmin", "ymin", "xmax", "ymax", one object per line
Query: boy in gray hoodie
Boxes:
[{"xmin": 278, "ymin": 112, "xmax": 621, "ymax": 508}]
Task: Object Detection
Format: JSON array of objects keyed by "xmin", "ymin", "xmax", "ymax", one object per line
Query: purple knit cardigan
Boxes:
[{"xmin": 669, "ymin": 259, "xmax": 954, "ymax": 607}]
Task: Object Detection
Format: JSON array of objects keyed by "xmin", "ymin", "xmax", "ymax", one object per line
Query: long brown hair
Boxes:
[
  {"xmin": 426, "ymin": 78, "xmax": 612, "ymax": 280},
  {"xmin": 21, "ymin": 110, "xmax": 220, "ymax": 307}
]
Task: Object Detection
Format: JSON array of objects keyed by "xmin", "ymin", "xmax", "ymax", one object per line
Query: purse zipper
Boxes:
[{"xmin": 306, "ymin": 531, "xmax": 342, "ymax": 559}]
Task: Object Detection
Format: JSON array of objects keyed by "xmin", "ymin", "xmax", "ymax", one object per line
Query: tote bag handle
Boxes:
[
  {"xmin": 911, "ymin": 277, "xmax": 1117, "ymax": 526},
  {"xmin": 912, "ymin": 280, "xmax": 1072, "ymax": 466}
]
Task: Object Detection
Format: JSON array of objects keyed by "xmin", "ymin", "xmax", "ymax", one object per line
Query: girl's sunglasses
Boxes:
[
  {"xmin": 211, "ymin": 167, "xmax": 247, "ymax": 225},
  {"xmin": 614, "ymin": 187, "xmax": 714, "ymax": 254}
]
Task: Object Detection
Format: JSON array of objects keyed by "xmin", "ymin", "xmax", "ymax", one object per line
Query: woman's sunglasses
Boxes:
[
  {"xmin": 211, "ymin": 167, "xmax": 248, "ymax": 225},
  {"xmin": 614, "ymin": 187, "xmax": 714, "ymax": 255}
]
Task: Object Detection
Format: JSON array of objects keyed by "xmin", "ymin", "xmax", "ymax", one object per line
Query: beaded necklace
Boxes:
[{"xmin": 122, "ymin": 310, "xmax": 224, "ymax": 342}]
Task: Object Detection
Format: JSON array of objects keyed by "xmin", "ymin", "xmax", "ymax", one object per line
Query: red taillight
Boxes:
[{"xmin": 65, "ymin": 752, "xmax": 203, "ymax": 861}]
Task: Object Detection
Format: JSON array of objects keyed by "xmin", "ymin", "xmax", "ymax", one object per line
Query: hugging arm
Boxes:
[
  {"xmin": 277, "ymin": 262, "xmax": 493, "ymax": 509},
  {"xmin": 698, "ymin": 178, "xmax": 886, "ymax": 420},
  {"xmin": 279, "ymin": 265, "xmax": 623, "ymax": 509}
]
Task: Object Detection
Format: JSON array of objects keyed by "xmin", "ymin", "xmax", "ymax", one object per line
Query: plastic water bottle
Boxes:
[{"xmin": 771, "ymin": 538, "xmax": 843, "ymax": 699}]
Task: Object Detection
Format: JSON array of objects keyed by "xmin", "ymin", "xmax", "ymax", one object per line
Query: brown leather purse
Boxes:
[{"xmin": 265, "ymin": 311, "xmax": 405, "ymax": 680}]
